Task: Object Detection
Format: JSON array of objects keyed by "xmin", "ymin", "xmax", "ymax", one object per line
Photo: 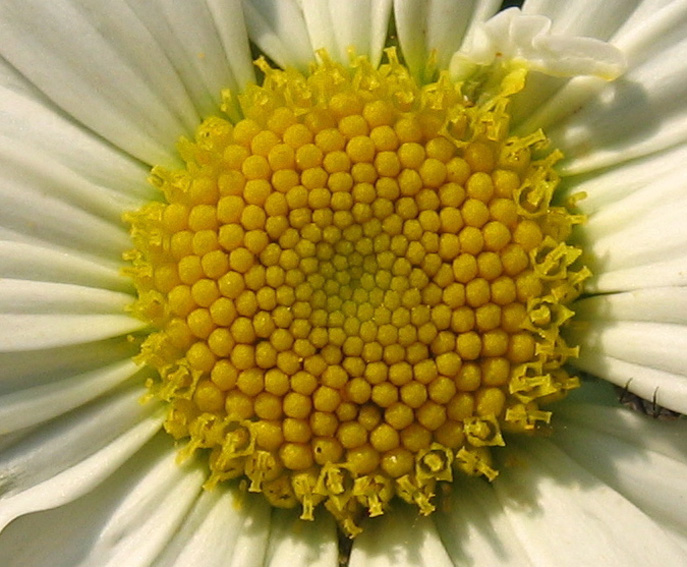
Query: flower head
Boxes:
[{"xmin": 1, "ymin": 1, "xmax": 687, "ymax": 566}]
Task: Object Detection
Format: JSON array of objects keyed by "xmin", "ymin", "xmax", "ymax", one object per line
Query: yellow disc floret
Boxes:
[{"xmin": 124, "ymin": 49, "xmax": 588, "ymax": 537}]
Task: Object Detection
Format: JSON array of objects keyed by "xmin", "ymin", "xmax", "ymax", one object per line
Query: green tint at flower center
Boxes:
[{"xmin": 125, "ymin": 50, "xmax": 587, "ymax": 537}]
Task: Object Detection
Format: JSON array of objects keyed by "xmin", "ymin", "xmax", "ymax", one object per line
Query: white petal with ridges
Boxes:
[
  {"xmin": 242, "ymin": 0, "xmax": 315, "ymax": 70},
  {"xmin": 153, "ymin": 489, "xmax": 272, "ymax": 567},
  {"xmin": 394, "ymin": 0, "xmax": 501, "ymax": 82},
  {"xmin": 577, "ymin": 169, "xmax": 687, "ymax": 283},
  {"xmin": 494, "ymin": 437, "xmax": 687, "ymax": 566},
  {"xmin": 0, "ymin": 385, "xmax": 163, "ymax": 532},
  {"xmin": 124, "ymin": 0, "xmax": 253, "ymax": 121},
  {"xmin": 76, "ymin": 445, "xmax": 205, "ymax": 567},
  {"xmin": 522, "ymin": 0, "xmax": 641, "ymax": 40},
  {"xmin": 0, "ymin": 360, "xmax": 141, "ymax": 434},
  {"xmin": 570, "ymin": 320, "xmax": 687, "ymax": 378},
  {"xmin": 560, "ymin": 143, "xmax": 687, "ymax": 214},
  {"xmin": 550, "ymin": 17, "xmax": 687, "ymax": 174},
  {"xmin": 0, "ymin": 338, "xmax": 137, "ymax": 390},
  {"xmin": 0, "ymin": 241, "xmax": 126, "ymax": 291},
  {"xmin": 0, "ymin": 0, "xmax": 203, "ymax": 166},
  {"xmin": 555, "ymin": 402, "xmax": 687, "ymax": 536},
  {"xmin": 0, "ymin": 314, "xmax": 144, "ymax": 351},
  {"xmin": 349, "ymin": 503, "xmax": 453, "ymax": 567},
  {"xmin": 0, "ymin": 142, "xmax": 133, "ymax": 258},
  {"xmin": 0, "ymin": 279, "xmax": 144, "ymax": 351},
  {"xmin": 569, "ymin": 348, "xmax": 687, "ymax": 414},
  {"xmin": 436, "ymin": 477, "xmax": 533, "ymax": 566},
  {"xmin": 574, "ymin": 288, "xmax": 687, "ymax": 326},
  {"xmin": 0, "ymin": 61, "xmax": 149, "ymax": 199},
  {"xmin": 301, "ymin": 0, "xmax": 392, "ymax": 66},
  {"xmin": 0, "ymin": 279, "xmax": 133, "ymax": 314},
  {"xmin": 590, "ymin": 258, "xmax": 687, "ymax": 292},
  {"xmin": 264, "ymin": 509, "xmax": 338, "ymax": 567}
]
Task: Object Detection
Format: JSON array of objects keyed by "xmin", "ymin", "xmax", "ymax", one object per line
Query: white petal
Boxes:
[
  {"xmin": 76, "ymin": 444, "xmax": 205, "ymax": 567},
  {"xmin": 0, "ymin": 140, "xmax": 133, "ymax": 259},
  {"xmin": 513, "ymin": 2, "xmax": 687, "ymax": 136},
  {"xmin": 264, "ymin": 509, "xmax": 338, "ymax": 567},
  {"xmin": 0, "ymin": 279, "xmax": 143, "ymax": 351},
  {"xmin": 153, "ymin": 489, "xmax": 272, "ymax": 567},
  {"xmin": 0, "ymin": 279, "xmax": 133, "ymax": 315},
  {"xmin": 0, "ymin": 241, "xmax": 125, "ymax": 291},
  {"xmin": 0, "ymin": 59, "xmax": 149, "ymax": 199},
  {"xmin": 570, "ymin": 319, "xmax": 687, "ymax": 378},
  {"xmin": 0, "ymin": 359, "xmax": 141, "ymax": 434},
  {"xmin": 556, "ymin": 401, "xmax": 687, "ymax": 538},
  {"xmin": 0, "ymin": 241, "xmax": 126, "ymax": 291},
  {"xmin": 569, "ymin": 348, "xmax": 687, "ymax": 415},
  {"xmin": 0, "ymin": 337, "xmax": 136, "ymax": 388},
  {"xmin": 449, "ymin": 8, "xmax": 625, "ymax": 82},
  {"xmin": 435, "ymin": 477, "xmax": 533, "ymax": 566},
  {"xmin": 394, "ymin": 0, "xmax": 501, "ymax": 81},
  {"xmin": 560, "ymin": 142, "xmax": 687, "ymax": 214},
  {"xmin": 547, "ymin": 5, "xmax": 687, "ymax": 174},
  {"xmin": 301, "ymin": 0, "xmax": 392, "ymax": 66},
  {"xmin": 242, "ymin": 0, "xmax": 315, "ymax": 70},
  {"xmin": 492, "ymin": 436, "xmax": 687, "ymax": 566},
  {"xmin": 574, "ymin": 288, "xmax": 687, "ymax": 326},
  {"xmin": 590, "ymin": 258, "xmax": 687, "ymax": 292},
  {"xmin": 124, "ymin": 0, "xmax": 254, "ymax": 121},
  {"xmin": 575, "ymin": 169, "xmax": 687, "ymax": 290},
  {"xmin": 0, "ymin": 0, "xmax": 212, "ymax": 165},
  {"xmin": 522, "ymin": 0, "xmax": 642, "ymax": 40},
  {"xmin": 567, "ymin": 306, "xmax": 687, "ymax": 413},
  {"xmin": 0, "ymin": 384, "xmax": 163, "ymax": 532},
  {"xmin": 0, "ymin": 313, "xmax": 144, "ymax": 351},
  {"xmin": 349, "ymin": 503, "xmax": 453, "ymax": 567}
]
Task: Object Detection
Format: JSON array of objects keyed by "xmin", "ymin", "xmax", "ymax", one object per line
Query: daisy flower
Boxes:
[{"xmin": 1, "ymin": 1, "xmax": 687, "ymax": 566}]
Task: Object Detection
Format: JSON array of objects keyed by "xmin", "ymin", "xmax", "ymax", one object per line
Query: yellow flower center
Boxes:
[{"xmin": 125, "ymin": 50, "xmax": 587, "ymax": 537}]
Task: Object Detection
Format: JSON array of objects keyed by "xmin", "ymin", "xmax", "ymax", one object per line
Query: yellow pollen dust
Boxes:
[{"xmin": 125, "ymin": 50, "xmax": 588, "ymax": 537}]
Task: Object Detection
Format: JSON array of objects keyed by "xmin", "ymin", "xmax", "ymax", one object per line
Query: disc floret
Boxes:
[{"xmin": 125, "ymin": 49, "xmax": 587, "ymax": 536}]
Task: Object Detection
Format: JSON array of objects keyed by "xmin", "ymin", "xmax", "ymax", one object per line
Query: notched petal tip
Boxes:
[{"xmin": 449, "ymin": 8, "xmax": 627, "ymax": 82}]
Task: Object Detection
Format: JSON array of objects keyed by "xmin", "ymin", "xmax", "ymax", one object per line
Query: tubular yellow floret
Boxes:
[{"xmin": 125, "ymin": 49, "xmax": 588, "ymax": 537}]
